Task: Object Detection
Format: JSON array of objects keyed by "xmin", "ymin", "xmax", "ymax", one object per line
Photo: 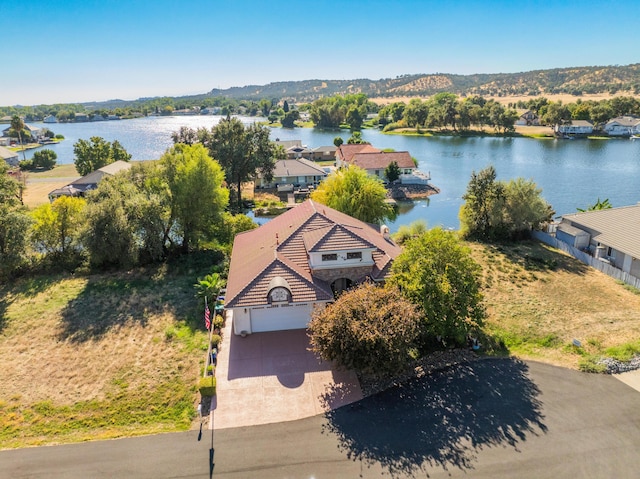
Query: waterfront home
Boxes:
[
  {"xmin": 48, "ymin": 160, "xmax": 132, "ymax": 201},
  {"xmin": 43, "ymin": 115, "xmax": 58, "ymax": 123},
  {"xmin": 335, "ymin": 143, "xmax": 379, "ymax": 165},
  {"xmin": 310, "ymin": 145, "xmax": 337, "ymax": 162},
  {"xmin": 515, "ymin": 109, "xmax": 540, "ymax": 126},
  {"xmin": 0, "ymin": 145, "xmax": 19, "ymax": 166},
  {"xmin": 603, "ymin": 116, "xmax": 640, "ymax": 137},
  {"xmin": 556, "ymin": 204, "xmax": 640, "ymax": 278},
  {"xmin": 224, "ymin": 199, "xmax": 400, "ymax": 334},
  {"xmin": 554, "ymin": 120, "xmax": 594, "ymax": 137},
  {"xmin": 2, "ymin": 123, "xmax": 41, "ymax": 141},
  {"xmin": 349, "ymin": 150, "xmax": 416, "ymax": 179},
  {"xmin": 336, "ymin": 143, "xmax": 427, "ymax": 183},
  {"xmin": 256, "ymin": 158, "xmax": 327, "ymax": 190}
]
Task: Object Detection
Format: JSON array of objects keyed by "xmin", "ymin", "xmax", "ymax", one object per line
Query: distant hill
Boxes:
[{"xmin": 208, "ymin": 64, "xmax": 640, "ymax": 101}]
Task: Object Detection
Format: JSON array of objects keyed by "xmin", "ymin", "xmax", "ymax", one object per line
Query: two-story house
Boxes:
[{"xmin": 224, "ymin": 200, "xmax": 400, "ymax": 334}]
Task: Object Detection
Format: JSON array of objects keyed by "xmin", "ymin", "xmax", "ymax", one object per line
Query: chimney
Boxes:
[{"xmin": 380, "ymin": 224, "xmax": 390, "ymax": 240}]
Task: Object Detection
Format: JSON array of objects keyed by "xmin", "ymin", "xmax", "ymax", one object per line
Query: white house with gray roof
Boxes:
[
  {"xmin": 0, "ymin": 145, "xmax": 19, "ymax": 166},
  {"xmin": 257, "ymin": 158, "xmax": 327, "ymax": 190},
  {"xmin": 603, "ymin": 116, "xmax": 640, "ymax": 137},
  {"xmin": 557, "ymin": 204, "xmax": 640, "ymax": 279}
]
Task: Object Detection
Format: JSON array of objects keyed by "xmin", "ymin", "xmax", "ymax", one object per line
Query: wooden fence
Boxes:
[{"xmin": 532, "ymin": 230, "xmax": 640, "ymax": 289}]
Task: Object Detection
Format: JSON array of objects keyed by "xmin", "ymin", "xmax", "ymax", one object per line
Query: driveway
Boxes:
[
  {"xmin": 211, "ymin": 321, "xmax": 362, "ymax": 429},
  {"xmin": 4, "ymin": 359, "xmax": 640, "ymax": 478}
]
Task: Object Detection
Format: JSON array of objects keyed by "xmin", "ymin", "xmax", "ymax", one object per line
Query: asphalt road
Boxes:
[{"xmin": 2, "ymin": 359, "xmax": 640, "ymax": 478}]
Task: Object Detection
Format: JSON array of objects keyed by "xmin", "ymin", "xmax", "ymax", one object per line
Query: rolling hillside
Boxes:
[{"xmin": 207, "ymin": 63, "xmax": 640, "ymax": 101}]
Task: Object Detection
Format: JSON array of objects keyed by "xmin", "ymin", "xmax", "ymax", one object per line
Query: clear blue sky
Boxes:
[{"xmin": 1, "ymin": 0, "xmax": 637, "ymax": 106}]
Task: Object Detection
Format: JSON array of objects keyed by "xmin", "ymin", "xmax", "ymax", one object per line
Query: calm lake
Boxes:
[{"xmin": 25, "ymin": 116, "xmax": 640, "ymax": 231}]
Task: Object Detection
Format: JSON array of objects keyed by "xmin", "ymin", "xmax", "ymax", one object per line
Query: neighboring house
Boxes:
[
  {"xmin": 310, "ymin": 145, "xmax": 337, "ymax": 162},
  {"xmin": 603, "ymin": 116, "xmax": 640, "ymax": 137},
  {"xmin": 335, "ymin": 143, "xmax": 379, "ymax": 166},
  {"xmin": 349, "ymin": 151, "xmax": 416, "ymax": 179},
  {"xmin": 556, "ymin": 204, "xmax": 640, "ymax": 278},
  {"xmin": 555, "ymin": 120, "xmax": 594, "ymax": 136},
  {"xmin": 285, "ymin": 145, "xmax": 313, "ymax": 159},
  {"xmin": 515, "ymin": 109, "xmax": 540, "ymax": 126},
  {"xmin": 48, "ymin": 160, "xmax": 132, "ymax": 201},
  {"xmin": 225, "ymin": 199, "xmax": 401, "ymax": 334},
  {"xmin": 2, "ymin": 123, "xmax": 41, "ymax": 141},
  {"xmin": 43, "ymin": 115, "xmax": 58, "ymax": 123},
  {"xmin": 0, "ymin": 145, "xmax": 19, "ymax": 166},
  {"xmin": 201, "ymin": 107, "xmax": 221, "ymax": 115},
  {"xmin": 74, "ymin": 113, "xmax": 89, "ymax": 122},
  {"xmin": 274, "ymin": 140, "xmax": 303, "ymax": 150},
  {"xmin": 336, "ymin": 143, "xmax": 426, "ymax": 183},
  {"xmin": 257, "ymin": 158, "xmax": 328, "ymax": 189}
]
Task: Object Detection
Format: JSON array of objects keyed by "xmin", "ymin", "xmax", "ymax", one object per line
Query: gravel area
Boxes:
[{"xmin": 597, "ymin": 355, "xmax": 640, "ymax": 374}]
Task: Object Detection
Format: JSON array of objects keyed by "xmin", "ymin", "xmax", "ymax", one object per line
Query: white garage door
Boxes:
[{"xmin": 250, "ymin": 303, "xmax": 312, "ymax": 332}]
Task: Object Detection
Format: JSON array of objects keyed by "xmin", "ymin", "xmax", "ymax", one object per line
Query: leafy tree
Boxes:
[
  {"xmin": 389, "ymin": 227, "xmax": 486, "ymax": 348},
  {"xmin": 391, "ymin": 219, "xmax": 428, "ymax": 245},
  {"xmin": 333, "ymin": 136, "xmax": 344, "ymax": 147},
  {"xmin": 460, "ymin": 168, "xmax": 553, "ymax": 241},
  {"xmin": 459, "ymin": 166, "xmax": 505, "ymax": 241},
  {"xmin": 384, "ymin": 161, "xmax": 400, "ymax": 183},
  {"xmin": 205, "ymin": 116, "xmax": 282, "ymax": 210},
  {"xmin": 308, "ymin": 282, "xmax": 421, "ymax": 376},
  {"xmin": 160, "ymin": 144, "xmax": 229, "ymax": 253},
  {"xmin": 310, "ymin": 96, "xmax": 346, "ymax": 128},
  {"xmin": 281, "ymin": 110, "xmax": 299, "ymax": 128},
  {"xmin": 346, "ymin": 131, "xmax": 367, "ymax": 144},
  {"xmin": 214, "ymin": 212, "xmax": 257, "ymax": 246},
  {"xmin": 311, "ymin": 166, "xmax": 391, "ymax": 224},
  {"xmin": 31, "ymin": 149, "xmax": 57, "ymax": 169},
  {"xmin": 577, "ymin": 197, "xmax": 612, "ymax": 212},
  {"xmin": 540, "ymin": 102, "xmax": 571, "ymax": 126},
  {"xmin": 502, "ymin": 178, "xmax": 554, "ymax": 238},
  {"xmin": 426, "ymin": 92, "xmax": 459, "ymax": 130},
  {"xmin": 0, "ymin": 164, "xmax": 32, "ymax": 277},
  {"xmin": 31, "ymin": 196, "xmax": 85, "ymax": 262},
  {"xmin": 345, "ymin": 105, "xmax": 364, "ymax": 131},
  {"xmin": 82, "ymin": 187, "xmax": 138, "ymax": 268},
  {"xmin": 73, "ymin": 136, "xmax": 131, "ymax": 176},
  {"xmin": 282, "ymin": 100, "xmax": 289, "ymax": 113},
  {"xmin": 403, "ymin": 98, "xmax": 429, "ymax": 127}
]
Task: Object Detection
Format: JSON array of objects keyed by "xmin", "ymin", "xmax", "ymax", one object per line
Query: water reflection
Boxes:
[{"xmin": 23, "ymin": 116, "xmax": 640, "ymax": 230}]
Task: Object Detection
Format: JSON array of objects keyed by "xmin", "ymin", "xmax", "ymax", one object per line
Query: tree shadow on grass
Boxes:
[
  {"xmin": 322, "ymin": 358, "xmax": 547, "ymax": 477},
  {"xmin": 0, "ymin": 296, "xmax": 8, "ymax": 333},
  {"xmin": 57, "ymin": 274, "xmax": 160, "ymax": 342}
]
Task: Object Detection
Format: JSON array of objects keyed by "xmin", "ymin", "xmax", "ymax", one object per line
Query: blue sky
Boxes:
[{"xmin": 1, "ymin": 0, "xmax": 637, "ymax": 106}]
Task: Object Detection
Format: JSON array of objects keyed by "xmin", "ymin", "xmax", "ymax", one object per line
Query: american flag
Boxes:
[{"xmin": 204, "ymin": 305, "xmax": 211, "ymax": 330}]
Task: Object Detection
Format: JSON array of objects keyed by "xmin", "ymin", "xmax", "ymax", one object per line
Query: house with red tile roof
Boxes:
[
  {"xmin": 225, "ymin": 199, "xmax": 401, "ymax": 334},
  {"xmin": 336, "ymin": 143, "xmax": 429, "ymax": 184}
]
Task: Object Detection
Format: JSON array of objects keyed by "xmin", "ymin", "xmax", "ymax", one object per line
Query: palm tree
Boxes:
[
  {"xmin": 10, "ymin": 115, "xmax": 27, "ymax": 161},
  {"xmin": 577, "ymin": 198, "xmax": 612, "ymax": 212},
  {"xmin": 194, "ymin": 272, "xmax": 225, "ymax": 308}
]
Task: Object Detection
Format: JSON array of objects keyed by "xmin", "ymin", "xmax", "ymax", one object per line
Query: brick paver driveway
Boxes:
[{"xmin": 211, "ymin": 322, "xmax": 362, "ymax": 429}]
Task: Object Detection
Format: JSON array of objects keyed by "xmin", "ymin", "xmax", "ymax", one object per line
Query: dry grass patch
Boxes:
[
  {"xmin": 0, "ymin": 258, "xmax": 215, "ymax": 449},
  {"xmin": 470, "ymin": 241, "xmax": 640, "ymax": 369}
]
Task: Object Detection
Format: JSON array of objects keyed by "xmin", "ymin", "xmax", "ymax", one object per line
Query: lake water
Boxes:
[{"xmin": 25, "ymin": 116, "xmax": 640, "ymax": 231}]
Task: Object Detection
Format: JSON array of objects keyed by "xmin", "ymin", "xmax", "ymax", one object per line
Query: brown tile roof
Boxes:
[
  {"xmin": 303, "ymin": 224, "xmax": 376, "ymax": 252},
  {"xmin": 350, "ymin": 151, "xmax": 415, "ymax": 170},
  {"xmin": 336, "ymin": 143, "xmax": 379, "ymax": 163},
  {"xmin": 225, "ymin": 200, "xmax": 401, "ymax": 308}
]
